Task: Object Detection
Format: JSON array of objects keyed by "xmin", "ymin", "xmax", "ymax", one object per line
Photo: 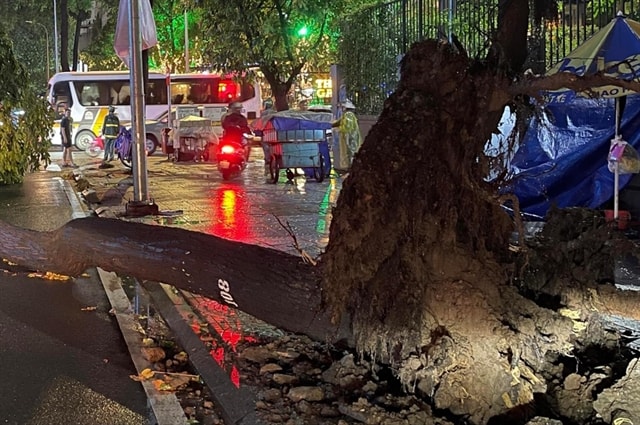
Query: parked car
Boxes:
[{"xmin": 122, "ymin": 117, "xmax": 168, "ymax": 156}]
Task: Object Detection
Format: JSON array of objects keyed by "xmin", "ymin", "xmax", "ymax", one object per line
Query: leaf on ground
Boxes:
[
  {"xmin": 27, "ymin": 271, "xmax": 71, "ymax": 281},
  {"xmin": 153, "ymin": 379, "xmax": 173, "ymax": 391},
  {"xmin": 130, "ymin": 368, "xmax": 156, "ymax": 382},
  {"xmin": 81, "ymin": 306, "xmax": 97, "ymax": 311}
]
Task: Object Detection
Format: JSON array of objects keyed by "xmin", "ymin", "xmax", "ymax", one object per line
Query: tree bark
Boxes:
[
  {"xmin": 0, "ymin": 216, "xmax": 352, "ymax": 345},
  {"xmin": 60, "ymin": 0, "xmax": 69, "ymax": 71}
]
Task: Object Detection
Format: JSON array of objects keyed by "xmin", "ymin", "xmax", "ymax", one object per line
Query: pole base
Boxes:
[{"xmin": 125, "ymin": 200, "xmax": 159, "ymax": 218}]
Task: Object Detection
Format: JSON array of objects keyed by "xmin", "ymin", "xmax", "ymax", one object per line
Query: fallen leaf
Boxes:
[
  {"xmin": 140, "ymin": 368, "xmax": 155, "ymax": 380},
  {"xmin": 27, "ymin": 271, "xmax": 71, "ymax": 281},
  {"xmin": 153, "ymin": 379, "xmax": 173, "ymax": 391},
  {"xmin": 129, "ymin": 368, "xmax": 156, "ymax": 382}
]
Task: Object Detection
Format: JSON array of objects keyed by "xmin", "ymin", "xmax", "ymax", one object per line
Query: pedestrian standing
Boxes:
[
  {"xmin": 100, "ymin": 106, "xmax": 120, "ymax": 168},
  {"xmin": 332, "ymin": 100, "xmax": 362, "ymax": 169},
  {"xmin": 60, "ymin": 108, "xmax": 77, "ymax": 168}
]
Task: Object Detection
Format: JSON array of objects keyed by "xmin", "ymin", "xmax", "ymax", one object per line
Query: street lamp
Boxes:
[{"xmin": 25, "ymin": 20, "xmax": 50, "ymax": 82}]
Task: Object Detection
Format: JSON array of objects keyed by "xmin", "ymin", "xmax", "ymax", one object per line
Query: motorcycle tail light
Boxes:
[{"xmin": 220, "ymin": 144, "xmax": 236, "ymax": 154}]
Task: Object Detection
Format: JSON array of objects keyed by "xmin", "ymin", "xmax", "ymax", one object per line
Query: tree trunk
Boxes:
[
  {"xmin": 60, "ymin": 0, "xmax": 69, "ymax": 71},
  {"xmin": 0, "ymin": 216, "xmax": 351, "ymax": 345},
  {"xmin": 260, "ymin": 64, "xmax": 291, "ymax": 111}
]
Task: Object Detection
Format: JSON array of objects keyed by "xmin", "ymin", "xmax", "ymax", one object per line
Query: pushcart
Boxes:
[
  {"xmin": 263, "ymin": 129, "xmax": 327, "ymax": 183},
  {"xmin": 171, "ymin": 115, "xmax": 218, "ymax": 162},
  {"xmin": 253, "ymin": 110, "xmax": 333, "ymax": 184}
]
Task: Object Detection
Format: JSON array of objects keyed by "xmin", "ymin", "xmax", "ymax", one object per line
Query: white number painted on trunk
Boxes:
[{"xmin": 218, "ymin": 279, "xmax": 239, "ymax": 307}]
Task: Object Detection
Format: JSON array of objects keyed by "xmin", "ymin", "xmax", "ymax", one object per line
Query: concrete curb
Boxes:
[
  {"xmin": 144, "ymin": 282, "xmax": 264, "ymax": 425},
  {"xmin": 97, "ymin": 269, "xmax": 189, "ymax": 425},
  {"xmin": 59, "ymin": 177, "xmax": 189, "ymax": 425}
]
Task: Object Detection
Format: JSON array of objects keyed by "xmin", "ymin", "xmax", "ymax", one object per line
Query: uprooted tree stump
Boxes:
[{"xmin": 4, "ymin": 39, "xmax": 640, "ymax": 424}]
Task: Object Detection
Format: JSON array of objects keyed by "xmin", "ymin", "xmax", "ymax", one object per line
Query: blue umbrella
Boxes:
[{"xmin": 546, "ymin": 11, "xmax": 640, "ymax": 218}]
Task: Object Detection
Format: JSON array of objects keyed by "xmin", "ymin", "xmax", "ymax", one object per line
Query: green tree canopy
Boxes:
[
  {"xmin": 186, "ymin": 0, "xmax": 345, "ymax": 110},
  {"xmin": 0, "ymin": 26, "xmax": 52, "ymax": 184}
]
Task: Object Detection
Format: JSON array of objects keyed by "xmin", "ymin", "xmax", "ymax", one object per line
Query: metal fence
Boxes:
[{"xmin": 340, "ymin": 0, "xmax": 640, "ymax": 115}]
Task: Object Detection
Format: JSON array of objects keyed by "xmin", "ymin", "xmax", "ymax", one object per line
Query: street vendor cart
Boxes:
[
  {"xmin": 170, "ymin": 115, "xmax": 218, "ymax": 162},
  {"xmin": 253, "ymin": 111, "xmax": 332, "ymax": 183}
]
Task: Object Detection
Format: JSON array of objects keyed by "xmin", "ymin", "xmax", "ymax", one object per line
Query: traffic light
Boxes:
[{"xmin": 297, "ymin": 25, "xmax": 309, "ymax": 37}]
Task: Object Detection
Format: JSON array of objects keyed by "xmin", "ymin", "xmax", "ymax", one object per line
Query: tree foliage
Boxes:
[
  {"xmin": 0, "ymin": 27, "xmax": 52, "ymax": 184},
  {"xmin": 185, "ymin": 0, "xmax": 345, "ymax": 110}
]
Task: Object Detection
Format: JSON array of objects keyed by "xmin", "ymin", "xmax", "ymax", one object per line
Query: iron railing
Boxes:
[{"xmin": 340, "ymin": 0, "xmax": 640, "ymax": 115}]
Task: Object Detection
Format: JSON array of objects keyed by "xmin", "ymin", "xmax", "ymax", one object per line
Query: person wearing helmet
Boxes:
[
  {"xmin": 332, "ymin": 99, "xmax": 362, "ymax": 169},
  {"xmin": 221, "ymin": 101, "xmax": 251, "ymax": 144},
  {"xmin": 100, "ymin": 105, "xmax": 120, "ymax": 168}
]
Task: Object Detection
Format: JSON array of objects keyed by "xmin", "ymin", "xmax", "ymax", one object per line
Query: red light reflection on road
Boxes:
[
  {"xmin": 188, "ymin": 296, "xmax": 259, "ymax": 389},
  {"xmin": 208, "ymin": 185, "xmax": 256, "ymax": 244}
]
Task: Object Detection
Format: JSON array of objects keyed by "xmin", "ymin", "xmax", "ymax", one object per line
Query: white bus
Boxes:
[{"xmin": 46, "ymin": 71, "xmax": 262, "ymax": 150}]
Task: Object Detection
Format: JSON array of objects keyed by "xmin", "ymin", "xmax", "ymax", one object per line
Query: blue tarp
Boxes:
[{"xmin": 508, "ymin": 94, "xmax": 640, "ymax": 218}]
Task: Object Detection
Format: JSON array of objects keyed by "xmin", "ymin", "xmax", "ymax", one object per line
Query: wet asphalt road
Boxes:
[{"xmin": 0, "ymin": 174, "xmax": 152, "ymax": 424}]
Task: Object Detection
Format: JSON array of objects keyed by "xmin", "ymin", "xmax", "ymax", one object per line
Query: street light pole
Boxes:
[
  {"xmin": 25, "ymin": 21, "xmax": 50, "ymax": 82},
  {"xmin": 53, "ymin": 0, "xmax": 59, "ymax": 73}
]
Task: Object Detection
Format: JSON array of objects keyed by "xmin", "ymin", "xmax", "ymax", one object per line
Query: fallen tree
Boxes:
[{"xmin": 6, "ymin": 14, "xmax": 640, "ymax": 425}]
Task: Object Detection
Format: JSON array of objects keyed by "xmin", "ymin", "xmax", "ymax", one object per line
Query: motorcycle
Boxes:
[
  {"xmin": 114, "ymin": 127, "xmax": 134, "ymax": 168},
  {"xmin": 216, "ymin": 133, "xmax": 253, "ymax": 180},
  {"xmin": 85, "ymin": 135, "xmax": 104, "ymax": 157}
]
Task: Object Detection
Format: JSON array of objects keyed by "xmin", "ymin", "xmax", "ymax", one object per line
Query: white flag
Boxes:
[{"xmin": 114, "ymin": 0, "xmax": 158, "ymax": 67}]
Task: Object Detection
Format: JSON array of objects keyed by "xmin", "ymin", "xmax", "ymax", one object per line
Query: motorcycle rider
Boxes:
[{"xmin": 221, "ymin": 101, "xmax": 251, "ymax": 159}]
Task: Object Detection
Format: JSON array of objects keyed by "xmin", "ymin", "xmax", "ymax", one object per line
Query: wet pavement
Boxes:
[
  {"xmin": 0, "ymin": 171, "xmax": 153, "ymax": 425},
  {"xmin": 67, "ymin": 146, "xmax": 342, "ymax": 257}
]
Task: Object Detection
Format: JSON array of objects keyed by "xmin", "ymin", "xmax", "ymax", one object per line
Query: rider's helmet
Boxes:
[
  {"xmin": 108, "ymin": 105, "xmax": 116, "ymax": 113},
  {"xmin": 229, "ymin": 101, "xmax": 243, "ymax": 112},
  {"xmin": 341, "ymin": 100, "xmax": 356, "ymax": 110}
]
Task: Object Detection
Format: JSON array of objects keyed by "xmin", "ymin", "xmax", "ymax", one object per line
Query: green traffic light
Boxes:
[{"xmin": 297, "ymin": 26, "xmax": 308, "ymax": 37}]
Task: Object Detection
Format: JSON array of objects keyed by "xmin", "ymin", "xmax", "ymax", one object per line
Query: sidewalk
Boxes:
[{"xmin": 53, "ymin": 148, "xmax": 344, "ymax": 424}]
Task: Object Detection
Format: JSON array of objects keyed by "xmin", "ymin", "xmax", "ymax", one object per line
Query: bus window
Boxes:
[
  {"xmin": 171, "ymin": 82, "xmax": 189, "ymax": 104},
  {"xmin": 79, "ymin": 83, "xmax": 100, "ymax": 106},
  {"xmin": 51, "ymin": 81, "xmax": 72, "ymax": 119},
  {"xmin": 146, "ymin": 81, "xmax": 166, "ymax": 105}
]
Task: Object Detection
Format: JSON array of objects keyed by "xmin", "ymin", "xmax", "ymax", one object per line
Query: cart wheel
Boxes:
[
  {"xmin": 313, "ymin": 154, "xmax": 325, "ymax": 182},
  {"xmin": 269, "ymin": 155, "xmax": 280, "ymax": 183}
]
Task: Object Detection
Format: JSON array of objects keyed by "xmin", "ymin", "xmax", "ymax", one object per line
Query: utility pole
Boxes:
[{"xmin": 126, "ymin": 0, "xmax": 158, "ymax": 216}]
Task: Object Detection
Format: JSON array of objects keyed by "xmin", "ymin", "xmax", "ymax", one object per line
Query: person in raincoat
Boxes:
[
  {"xmin": 100, "ymin": 105, "xmax": 120, "ymax": 168},
  {"xmin": 332, "ymin": 100, "xmax": 362, "ymax": 169}
]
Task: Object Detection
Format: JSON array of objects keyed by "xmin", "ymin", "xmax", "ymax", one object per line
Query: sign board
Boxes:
[
  {"xmin": 176, "ymin": 106, "xmax": 200, "ymax": 119},
  {"xmin": 202, "ymin": 106, "xmax": 226, "ymax": 122}
]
